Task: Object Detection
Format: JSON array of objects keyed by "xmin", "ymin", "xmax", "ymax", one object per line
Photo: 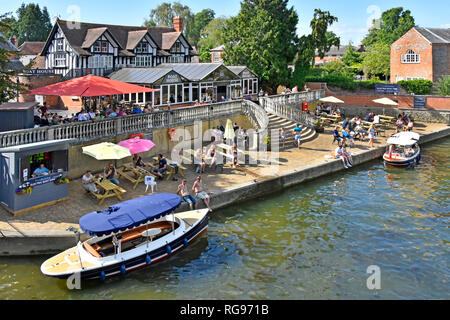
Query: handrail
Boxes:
[
  {"xmin": 0, "ymin": 100, "xmax": 246, "ymax": 148},
  {"xmin": 259, "ymin": 90, "xmax": 325, "ymax": 127}
]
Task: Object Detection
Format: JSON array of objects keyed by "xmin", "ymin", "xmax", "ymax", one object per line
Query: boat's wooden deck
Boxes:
[{"xmin": 41, "ymin": 247, "xmax": 99, "ymax": 275}]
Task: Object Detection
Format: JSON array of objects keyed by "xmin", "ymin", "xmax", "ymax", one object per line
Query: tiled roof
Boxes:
[
  {"xmin": 161, "ymin": 32, "xmax": 182, "ymax": 50},
  {"xmin": 31, "ymin": 55, "xmax": 45, "ymax": 69},
  {"xmin": 415, "ymin": 27, "xmax": 450, "ymax": 44},
  {"xmin": 0, "ymin": 33, "xmax": 18, "ymax": 52},
  {"xmin": 81, "ymin": 27, "xmax": 108, "ymax": 48},
  {"xmin": 126, "ymin": 30, "xmax": 148, "ymax": 50},
  {"xmin": 18, "ymin": 41, "xmax": 45, "ymax": 55}
]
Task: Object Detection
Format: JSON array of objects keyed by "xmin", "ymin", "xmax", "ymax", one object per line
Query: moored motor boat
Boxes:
[
  {"xmin": 40, "ymin": 193, "xmax": 209, "ymax": 280},
  {"xmin": 383, "ymin": 132, "xmax": 421, "ymax": 167}
]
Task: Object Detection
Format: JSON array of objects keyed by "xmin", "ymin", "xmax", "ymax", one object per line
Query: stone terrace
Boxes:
[{"xmin": 0, "ymin": 121, "xmax": 446, "ymax": 235}]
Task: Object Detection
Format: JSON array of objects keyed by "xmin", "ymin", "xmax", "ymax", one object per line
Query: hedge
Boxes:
[
  {"xmin": 397, "ymin": 79, "xmax": 433, "ymax": 95},
  {"xmin": 305, "ymin": 74, "xmax": 385, "ymax": 91}
]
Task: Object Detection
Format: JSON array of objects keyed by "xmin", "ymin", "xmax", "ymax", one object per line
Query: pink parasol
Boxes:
[{"xmin": 117, "ymin": 138, "xmax": 156, "ymax": 155}]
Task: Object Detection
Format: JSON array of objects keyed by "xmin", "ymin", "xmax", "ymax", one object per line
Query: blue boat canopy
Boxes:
[{"xmin": 79, "ymin": 193, "xmax": 182, "ymax": 237}]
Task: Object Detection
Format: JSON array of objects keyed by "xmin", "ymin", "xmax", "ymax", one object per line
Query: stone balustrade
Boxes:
[
  {"xmin": 0, "ymin": 91, "xmax": 325, "ymax": 148},
  {"xmin": 0, "ymin": 100, "xmax": 252, "ymax": 148},
  {"xmin": 259, "ymin": 90, "xmax": 325, "ymax": 127}
]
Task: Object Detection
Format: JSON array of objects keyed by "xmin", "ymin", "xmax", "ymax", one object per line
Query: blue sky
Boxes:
[{"xmin": 2, "ymin": 0, "xmax": 449, "ymax": 45}]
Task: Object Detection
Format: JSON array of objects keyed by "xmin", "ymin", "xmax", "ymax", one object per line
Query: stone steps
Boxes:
[{"xmin": 266, "ymin": 113, "xmax": 318, "ymax": 149}]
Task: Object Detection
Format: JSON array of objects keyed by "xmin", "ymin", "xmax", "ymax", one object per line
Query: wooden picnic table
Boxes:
[
  {"xmin": 118, "ymin": 164, "xmax": 156, "ymax": 189},
  {"xmin": 94, "ymin": 179, "xmax": 127, "ymax": 205},
  {"xmin": 379, "ymin": 115, "xmax": 396, "ymax": 121}
]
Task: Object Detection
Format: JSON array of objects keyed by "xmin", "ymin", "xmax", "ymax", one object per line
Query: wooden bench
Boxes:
[
  {"xmin": 94, "ymin": 180, "xmax": 127, "ymax": 205},
  {"xmin": 152, "ymin": 157, "xmax": 187, "ymax": 180},
  {"xmin": 117, "ymin": 168, "xmax": 144, "ymax": 190}
]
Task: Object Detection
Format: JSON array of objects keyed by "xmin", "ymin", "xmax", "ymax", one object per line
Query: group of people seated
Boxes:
[
  {"xmin": 333, "ymin": 141, "xmax": 353, "ymax": 169},
  {"xmin": 396, "ymin": 112, "xmax": 414, "ymax": 132},
  {"xmin": 316, "ymin": 104, "xmax": 343, "ymax": 118},
  {"xmin": 176, "ymin": 176, "xmax": 212, "ymax": 212}
]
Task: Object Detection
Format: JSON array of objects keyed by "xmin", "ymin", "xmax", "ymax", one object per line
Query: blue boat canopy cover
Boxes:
[{"xmin": 79, "ymin": 193, "xmax": 182, "ymax": 237}]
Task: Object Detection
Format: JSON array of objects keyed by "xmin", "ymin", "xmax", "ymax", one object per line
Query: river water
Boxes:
[{"xmin": 1, "ymin": 138, "xmax": 449, "ymax": 300}]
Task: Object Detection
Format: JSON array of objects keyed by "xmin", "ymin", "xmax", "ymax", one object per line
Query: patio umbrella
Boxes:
[
  {"xmin": 25, "ymin": 75, "xmax": 158, "ymax": 97},
  {"xmin": 223, "ymin": 119, "xmax": 235, "ymax": 141},
  {"xmin": 373, "ymin": 97, "xmax": 399, "ymax": 106},
  {"xmin": 117, "ymin": 138, "xmax": 156, "ymax": 155},
  {"xmin": 82, "ymin": 142, "xmax": 131, "ymax": 160},
  {"xmin": 319, "ymin": 96, "xmax": 345, "ymax": 104}
]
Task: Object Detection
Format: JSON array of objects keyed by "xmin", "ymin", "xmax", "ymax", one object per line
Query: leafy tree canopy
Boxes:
[
  {"xmin": 0, "ymin": 15, "xmax": 26, "ymax": 103},
  {"xmin": 144, "ymin": 2, "xmax": 194, "ymax": 41},
  {"xmin": 291, "ymin": 9, "xmax": 339, "ymax": 88},
  {"xmin": 190, "ymin": 9, "xmax": 215, "ymax": 47},
  {"xmin": 362, "ymin": 7, "xmax": 415, "ymax": 47},
  {"xmin": 362, "ymin": 42, "xmax": 391, "ymax": 79},
  {"xmin": 5, "ymin": 3, "xmax": 52, "ymax": 46},
  {"xmin": 223, "ymin": 0, "xmax": 299, "ymax": 93}
]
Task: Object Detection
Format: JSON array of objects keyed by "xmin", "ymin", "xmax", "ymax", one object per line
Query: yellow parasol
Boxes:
[
  {"xmin": 223, "ymin": 119, "xmax": 235, "ymax": 141},
  {"xmin": 82, "ymin": 142, "xmax": 132, "ymax": 160}
]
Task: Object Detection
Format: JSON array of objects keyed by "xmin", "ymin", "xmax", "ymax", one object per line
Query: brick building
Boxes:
[
  {"xmin": 314, "ymin": 45, "xmax": 364, "ymax": 66},
  {"xmin": 210, "ymin": 45, "xmax": 225, "ymax": 63},
  {"xmin": 391, "ymin": 27, "xmax": 450, "ymax": 83}
]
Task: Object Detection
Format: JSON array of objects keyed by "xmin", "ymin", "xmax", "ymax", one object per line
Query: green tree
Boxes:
[
  {"xmin": 0, "ymin": 15, "xmax": 25, "ymax": 103},
  {"xmin": 435, "ymin": 76, "xmax": 450, "ymax": 96},
  {"xmin": 291, "ymin": 9, "xmax": 339, "ymax": 88},
  {"xmin": 362, "ymin": 7, "xmax": 415, "ymax": 47},
  {"xmin": 310, "ymin": 9, "xmax": 340, "ymax": 61},
  {"xmin": 197, "ymin": 17, "xmax": 229, "ymax": 62},
  {"xmin": 323, "ymin": 60, "xmax": 345, "ymax": 75},
  {"xmin": 0, "ymin": 13, "xmax": 17, "ymax": 39},
  {"xmin": 13, "ymin": 3, "xmax": 52, "ymax": 45},
  {"xmin": 223, "ymin": 0, "xmax": 299, "ymax": 93},
  {"xmin": 190, "ymin": 9, "xmax": 215, "ymax": 47},
  {"xmin": 342, "ymin": 42, "xmax": 363, "ymax": 67},
  {"xmin": 362, "ymin": 42, "xmax": 390, "ymax": 80},
  {"xmin": 144, "ymin": 2, "xmax": 194, "ymax": 40}
]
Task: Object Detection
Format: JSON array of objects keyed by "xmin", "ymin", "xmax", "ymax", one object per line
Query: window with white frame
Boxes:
[
  {"xmin": 56, "ymin": 39, "xmax": 64, "ymax": 52},
  {"xmin": 88, "ymin": 55, "xmax": 113, "ymax": 68},
  {"xmin": 401, "ymin": 50, "xmax": 420, "ymax": 63},
  {"xmin": 136, "ymin": 41, "xmax": 149, "ymax": 54},
  {"xmin": 136, "ymin": 55, "xmax": 152, "ymax": 67},
  {"xmin": 213, "ymin": 52, "xmax": 221, "ymax": 62},
  {"xmin": 54, "ymin": 53, "xmax": 66, "ymax": 67}
]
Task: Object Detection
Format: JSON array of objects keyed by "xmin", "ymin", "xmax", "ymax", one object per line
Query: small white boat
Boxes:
[
  {"xmin": 383, "ymin": 132, "xmax": 421, "ymax": 167},
  {"xmin": 40, "ymin": 193, "xmax": 209, "ymax": 280}
]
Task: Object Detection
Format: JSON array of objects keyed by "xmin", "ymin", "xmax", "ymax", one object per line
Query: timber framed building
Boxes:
[{"xmin": 39, "ymin": 17, "xmax": 197, "ymax": 79}]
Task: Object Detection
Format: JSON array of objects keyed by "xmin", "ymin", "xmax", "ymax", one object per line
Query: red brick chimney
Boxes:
[{"xmin": 173, "ymin": 16, "xmax": 183, "ymax": 33}]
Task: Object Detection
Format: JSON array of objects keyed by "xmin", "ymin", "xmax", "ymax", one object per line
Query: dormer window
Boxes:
[
  {"xmin": 93, "ymin": 40, "xmax": 108, "ymax": 53},
  {"xmin": 401, "ymin": 50, "xmax": 420, "ymax": 63},
  {"xmin": 136, "ymin": 41, "xmax": 149, "ymax": 54},
  {"xmin": 171, "ymin": 41, "xmax": 183, "ymax": 53}
]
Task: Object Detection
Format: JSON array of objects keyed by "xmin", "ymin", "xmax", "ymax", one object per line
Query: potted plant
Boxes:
[{"xmin": 314, "ymin": 119, "xmax": 325, "ymax": 133}]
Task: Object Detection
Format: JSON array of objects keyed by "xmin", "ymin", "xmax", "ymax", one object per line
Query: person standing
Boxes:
[
  {"xmin": 368, "ymin": 124, "xmax": 375, "ymax": 148},
  {"xmin": 192, "ymin": 175, "xmax": 212, "ymax": 212},
  {"xmin": 293, "ymin": 124, "xmax": 302, "ymax": 149}
]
